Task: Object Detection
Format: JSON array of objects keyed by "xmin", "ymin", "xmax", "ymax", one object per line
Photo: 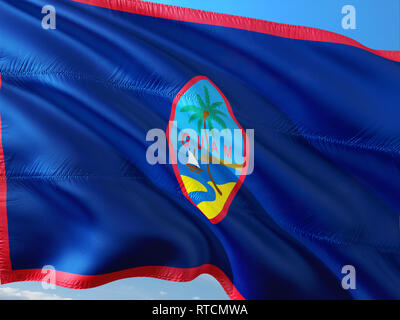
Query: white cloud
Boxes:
[
  {"xmin": 0, "ymin": 287, "xmax": 71, "ymax": 300},
  {"xmin": 192, "ymin": 296, "xmax": 200, "ymax": 300},
  {"xmin": 159, "ymin": 291, "xmax": 167, "ymax": 295}
]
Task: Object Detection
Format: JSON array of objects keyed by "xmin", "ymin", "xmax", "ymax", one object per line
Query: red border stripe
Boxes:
[
  {"xmin": 0, "ymin": 108, "xmax": 12, "ymax": 277},
  {"xmin": 6, "ymin": 0, "xmax": 398, "ymax": 298},
  {"xmin": 73, "ymin": 0, "xmax": 400, "ymax": 62},
  {"xmin": 1, "ymin": 265, "xmax": 244, "ymax": 300}
]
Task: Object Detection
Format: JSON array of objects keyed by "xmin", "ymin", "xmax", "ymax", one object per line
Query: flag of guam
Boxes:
[{"xmin": 1, "ymin": 0, "xmax": 400, "ymax": 299}]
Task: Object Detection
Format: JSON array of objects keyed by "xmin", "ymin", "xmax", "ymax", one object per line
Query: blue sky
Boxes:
[
  {"xmin": 2, "ymin": 0, "xmax": 399, "ymax": 300},
  {"xmin": 1, "ymin": 274, "xmax": 229, "ymax": 300}
]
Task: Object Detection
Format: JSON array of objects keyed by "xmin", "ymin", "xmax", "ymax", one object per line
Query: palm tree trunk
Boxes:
[{"xmin": 204, "ymin": 117, "xmax": 222, "ymax": 196}]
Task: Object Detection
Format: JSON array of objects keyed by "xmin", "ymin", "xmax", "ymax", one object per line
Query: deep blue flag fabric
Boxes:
[{"xmin": 1, "ymin": 0, "xmax": 400, "ymax": 299}]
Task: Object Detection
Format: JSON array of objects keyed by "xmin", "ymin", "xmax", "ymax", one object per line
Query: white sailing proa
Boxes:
[{"xmin": 185, "ymin": 149, "xmax": 202, "ymax": 173}]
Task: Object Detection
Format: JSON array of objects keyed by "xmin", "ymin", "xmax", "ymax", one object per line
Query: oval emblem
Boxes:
[{"xmin": 167, "ymin": 76, "xmax": 249, "ymax": 223}]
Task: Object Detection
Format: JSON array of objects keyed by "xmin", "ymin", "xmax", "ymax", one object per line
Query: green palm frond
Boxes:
[
  {"xmin": 188, "ymin": 111, "xmax": 203, "ymax": 123},
  {"xmin": 180, "ymin": 105, "xmax": 201, "ymax": 113},
  {"xmin": 210, "ymin": 109, "xmax": 227, "ymax": 118},
  {"xmin": 196, "ymin": 94, "xmax": 207, "ymax": 110},
  {"xmin": 210, "ymin": 101, "xmax": 223, "ymax": 109},
  {"xmin": 212, "ymin": 115, "xmax": 227, "ymax": 129},
  {"xmin": 197, "ymin": 119, "xmax": 203, "ymax": 135},
  {"xmin": 204, "ymin": 86, "xmax": 210, "ymax": 107}
]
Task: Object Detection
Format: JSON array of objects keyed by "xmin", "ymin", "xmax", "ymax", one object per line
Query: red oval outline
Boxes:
[{"xmin": 167, "ymin": 75, "xmax": 249, "ymax": 224}]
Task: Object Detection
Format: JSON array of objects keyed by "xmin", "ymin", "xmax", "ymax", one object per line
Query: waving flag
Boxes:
[{"xmin": 1, "ymin": 0, "xmax": 400, "ymax": 299}]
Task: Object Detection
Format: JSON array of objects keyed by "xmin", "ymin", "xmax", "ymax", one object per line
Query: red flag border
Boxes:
[{"xmin": 3, "ymin": 0, "xmax": 400, "ymax": 300}]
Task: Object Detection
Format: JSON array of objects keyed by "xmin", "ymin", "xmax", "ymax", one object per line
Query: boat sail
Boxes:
[{"xmin": 186, "ymin": 149, "xmax": 202, "ymax": 173}]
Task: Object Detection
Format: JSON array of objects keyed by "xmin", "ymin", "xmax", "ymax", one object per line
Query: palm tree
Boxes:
[{"xmin": 180, "ymin": 86, "xmax": 228, "ymax": 195}]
